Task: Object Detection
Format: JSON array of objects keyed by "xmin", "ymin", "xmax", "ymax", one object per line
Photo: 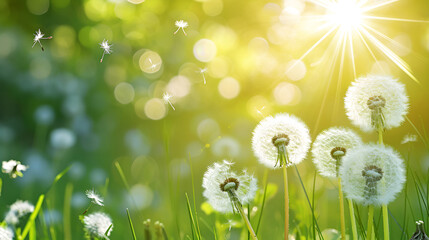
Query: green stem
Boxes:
[
  {"xmin": 338, "ymin": 178, "xmax": 346, "ymax": 240},
  {"xmin": 348, "ymin": 199, "xmax": 358, "ymax": 240},
  {"xmin": 367, "ymin": 205, "xmax": 374, "ymax": 240},
  {"xmin": 383, "ymin": 205, "xmax": 389, "ymax": 240},
  {"xmin": 236, "ymin": 202, "xmax": 258, "ymax": 240},
  {"xmin": 283, "ymin": 166, "xmax": 289, "ymax": 240}
]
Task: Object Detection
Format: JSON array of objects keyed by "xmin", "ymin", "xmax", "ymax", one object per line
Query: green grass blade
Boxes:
[
  {"xmin": 185, "ymin": 193, "xmax": 197, "ymax": 240},
  {"xmin": 19, "ymin": 194, "xmax": 45, "ymax": 240},
  {"xmin": 29, "ymin": 222, "xmax": 36, "ymax": 240},
  {"xmin": 0, "ymin": 178, "xmax": 2, "ymax": 197},
  {"xmin": 126, "ymin": 208, "xmax": 137, "ymax": 240},
  {"xmin": 63, "ymin": 183, "xmax": 73, "ymax": 240},
  {"xmin": 114, "ymin": 161, "xmax": 130, "ymax": 191},
  {"xmin": 255, "ymin": 178, "xmax": 268, "ymax": 235},
  {"xmin": 188, "ymin": 155, "xmax": 202, "ymax": 239}
]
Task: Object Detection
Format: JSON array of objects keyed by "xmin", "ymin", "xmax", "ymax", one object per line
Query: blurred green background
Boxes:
[{"xmin": 1, "ymin": 0, "xmax": 429, "ymax": 239}]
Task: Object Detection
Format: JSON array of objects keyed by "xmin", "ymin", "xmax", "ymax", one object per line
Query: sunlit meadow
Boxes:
[{"xmin": 1, "ymin": 0, "xmax": 429, "ymax": 239}]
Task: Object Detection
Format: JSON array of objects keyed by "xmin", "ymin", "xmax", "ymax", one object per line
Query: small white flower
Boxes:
[
  {"xmin": 2, "ymin": 159, "xmax": 28, "ymax": 178},
  {"xmin": 50, "ymin": 128, "xmax": 76, "ymax": 149},
  {"xmin": 174, "ymin": 20, "xmax": 188, "ymax": 36},
  {"xmin": 86, "ymin": 189, "xmax": 104, "ymax": 206},
  {"xmin": 312, "ymin": 127, "xmax": 362, "ymax": 178},
  {"xmin": 202, "ymin": 160, "xmax": 258, "ymax": 214},
  {"xmin": 32, "ymin": 29, "xmax": 52, "ymax": 51},
  {"xmin": 0, "ymin": 226, "xmax": 13, "ymax": 240},
  {"xmin": 163, "ymin": 92, "xmax": 175, "ymax": 111},
  {"xmin": 340, "ymin": 144, "xmax": 406, "ymax": 206},
  {"xmin": 83, "ymin": 212, "xmax": 113, "ymax": 239},
  {"xmin": 99, "ymin": 39, "xmax": 112, "ymax": 63},
  {"xmin": 5, "ymin": 200, "xmax": 35, "ymax": 225},
  {"xmin": 401, "ymin": 134, "xmax": 417, "ymax": 144},
  {"xmin": 252, "ymin": 113, "xmax": 311, "ymax": 169},
  {"xmin": 344, "ymin": 75, "xmax": 408, "ymax": 132}
]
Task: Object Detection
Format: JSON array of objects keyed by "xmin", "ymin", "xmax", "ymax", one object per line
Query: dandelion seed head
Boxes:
[
  {"xmin": 5, "ymin": 200, "xmax": 34, "ymax": 225},
  {"xmin": 100, "ymin": 39, "xmax": 112, "ymax": 54},
  {"xmin": 340, "ymin": 144, "xmax": 406, "ymax": 206},
  {"xmin": 312, "ymin": 127, "xmax": 362, "ymax": 178},
  {"xmin": 85, "ymin": 189, "xmax": 104, "ymax": 206},
  {"xmin": 252, "ymin": 113, "xmax": 311, "ymax": 169},
  {"xmin": 2, "ymin": 159, "xmax": 28, "ymax": 178},
  {"xmin": 202, "ymin": 160, "xmax": 257, "ymax": 213},
  {"xmin": 0, "ymin": 226, "xmax": 13, "ymax": 240},
  {"xmin": 401, "ymin": 134, "xmax": 417, "ymax": 144},
  {"xmin": 83, "ymin": 212, "xmax": 113, "ymax": 238},
  {"xmin": 344, "ymin": 75, "xmax": 408, "ymax": 132}
]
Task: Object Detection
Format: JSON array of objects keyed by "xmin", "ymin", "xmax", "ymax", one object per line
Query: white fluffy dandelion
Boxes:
[
  {"xmin": 312, "ymin": 127, "xmax": 362, "ymax": 178},
  {"xmin": 99, "ymin": 39, "xmax": 112, "ymax": 63},
  {"xmin": 344, "ymin": 75, "xmax": 408, "ymax": 132},
  {"xmin": 0, "ymin": 226, "xmax": 13, "ymax": 240},
  {"xmin": 340, "ymin": 144, "xmax": 406, "ymax": 206},
  {"xmin": 2, "ymin": 159, "xmax": 28, "ymax": 178},
  {"xmin": 174, "ymin": 20, "xmax": 188, "ymax": 36},
  {"xmin": 202, "ymin": 160, "xmax": 257, "ymax": 214},
  {"xmin": 252, "ymin": 113, "xmax": 311, "ymax": 169},
  {"xmin": 83, "ymin": 212, "xmax": 113, "ymax": 239},
  {"xmin": 32, "ymin": 29, "xmax": 52, "ymax": 51},
  {"xmin": 163, "ymin": 92, "xmax": 175, "ymax": 111},
  {"xmin": 85, "ymin": 189, "xmax": 104, "ymax": 206},
  {"xmin": 5, "ymin": 200, "xmax": 35, "ymax": 225}
]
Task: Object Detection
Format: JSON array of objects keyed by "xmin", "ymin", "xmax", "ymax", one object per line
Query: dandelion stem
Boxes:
[
  {"xmin": 367, "ymin": 205, "xmax": 374, "ymax": 240},
  {"xmin": 338, "ymin": 177, "xmax": 346, "ymax": 240},
  {"xmin": 236, "ymin": 201, "xmax": 258, "ymax": 240},
  {"xmin": 283, "ymin": 166, "xmax": 289, "ymax": 240},
  {"xmin": 383, "ymin": 205, "xmax": 389, "ymax": 240},
  {"xmin": 348, "ymin": 198, "xmax": 358, "ymax": 240}
]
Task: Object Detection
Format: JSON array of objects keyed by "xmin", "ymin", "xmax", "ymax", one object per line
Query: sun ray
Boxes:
[{"xmin": 363, "ymin": 16, "xmax": 429, "ymax": 23}]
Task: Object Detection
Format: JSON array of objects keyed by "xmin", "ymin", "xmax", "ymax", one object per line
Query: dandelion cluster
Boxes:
[
  {"xmin": 252, "ymin": 113, "xmax": 311, "ymax": 168},
  {"xmin": 344, "ymin": 75, "xmax": 409, "ymax": 132},
  {"xmin": 340, "ymin": 144, "xmax": 406, "ymax": 206},
  {"xmin": 202, "ymin": 160, "xmax": 257, "ymax": 213}
]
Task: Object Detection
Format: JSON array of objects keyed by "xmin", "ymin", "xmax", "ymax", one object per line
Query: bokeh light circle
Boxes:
[
  {"xmin": 218, "ymin": 77, "xmax": 240, "ymax": 99},
  {"xmin": 193, "ymin": 39, "xmax": 217, "ymax": 62},
  {"xmin": 139, "ymin": 50, "xmax": 162, "ymax": 74},
  {"xmin": 144, "ymin": 98, "xmax": 166, "ymax": 120},
  {"xmin": 114, "ymin": 82, "xmax": 135, "ymax": 104}
]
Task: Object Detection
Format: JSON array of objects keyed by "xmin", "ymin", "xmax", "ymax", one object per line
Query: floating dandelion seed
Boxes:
[
  {"xmin": 202, "ymin": 160, "xmax": 257, "ymax": 214},
  {"xmin": 312, "ymin": 127, "xmax": 362, "ymax": 178},
  {"xmin": 2, "ymin": 159, "xmax": 28, "ymax": 178},
  {"xmin": 252, "ymin": 113, "xmax": 311, "ymax": 169},
  {"xmin": 86, "ymin": 189, "xmax": 104, "ymax": 206},
  {"xmin": 5, "ymin": 200, "xmax": 35, "ymax": 225},
  {"xmin": 32, "ymin": 29, "xmax": 52, "ymax": 51},
  {"xmin": 344, "ymin": 75, "xmax": 408, "ymax": 132},
  {"xmin": 174, "ymin": 20, "xmax": 188, "ymax": 36},
  {"xmin": 340, "ymin": 144, "xmax": 405, "ymax": 206},
  {"xmin": 197, "ymin": 67, "xmax": 207, "ymax": 84},
  {"xmin": 401, "ymin": 134, "xmax": 417, "ymax": 144},
  {"xmin": 148, "ymin": 58, "xmax": 160, "ymax": 71},
  {"xmin": 83, "ymin": 212, "xmax": 113, "ymax": 239},
  {"xmin": 163, "ymin": 92, "xmax": 175, "ymax": 111},
  {"xmin": 99, "ymin": 39, "xmax": 112, "ymax": 63},
  {"xmin": 0, "ymin": 226, "xmax": 13, "ymax": 240},
  {"xmin": 290, "ymin": 0, "xmax": 428, "ymax": 83},
  {"xmin": 256, "ymin": 106, "xmax": 266, "ymax": 117}
]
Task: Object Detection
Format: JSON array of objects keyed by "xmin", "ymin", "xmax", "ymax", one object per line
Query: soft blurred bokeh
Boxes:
[{"xmin": 1, "ymin": 0, "xmax": 429, "ymax": 239}]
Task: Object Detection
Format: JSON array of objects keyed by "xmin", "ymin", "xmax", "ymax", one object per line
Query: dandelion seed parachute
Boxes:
[
  {"xmin": 83, "ymin": 212, "xmax": 113, "ymax": 239},
  {"xmin": 85, "ymin": 189, "xmax": 104, "ymax": 206},
  {"xmin": 252, "ymin": 113, "xmax": 311, "ymax": 169},
  {"xmin": 344, "ymin": 75, "xmax": 408, "ymax": 132},
  {"xmin": 202, "ymin": 160, "xmax": 257, "ymax": 213},
  {"xmin": 312, "ymin": 127, "xmax": 362, "ymax": 178},
  {"xmin": 340, "ymin": 144, "xmax": 406, "ymax": 206}
]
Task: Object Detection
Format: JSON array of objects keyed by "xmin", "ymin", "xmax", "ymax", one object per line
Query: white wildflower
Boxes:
[
  {"xmin": 252, "ymin": 113, "xmax": 311, "ymax": 169},
  {"xmin": 202, "ymin": 160, "xmax": 258, "ymax": 214},
  {"xmin": 85, "ymin": 189, "xmax": 104, "ymax": 206},
  {"xmin": 401, "ymin": 134, "xmax": 417, "ymax": 144},
  {"xmin": 344, "ymin": 75, "xmax": 408, "ymax": 132},
  {"xmin": 163, "ymin": 92, "xmax": 175, "ymax": 111},
  {"xmin": 99, "ymin": 39, "xmax": 112, "ymax": 63},
  {"xmin": 2, "ymin": 159, "xmax": 28, "ymax": 178},
  {"xmin": 174, "ymin": 20, "xmax": 188, "ymax": 36},
  {"xmin": 0, "ymin": 226, "xmax": 13, "ymax": 240},
  {"xmin": 312, "ymin": 127, "xmax": 362, "ymax": 178},
  {"xmin": 340, "ymin": 144, "xmax": 406, "ymax": 206},
  {"xmin": 83, "ymin": 212, "xmax": 113, "ymax": 239},
  {"xmin": 5, "ymin": 200, "xmax": 35, "ymax": 225},
  {"xmin": 32, "ymin": 29, "xmax": 52, "ymax": 51},
  {"xmin": 50, "ymin": 128, "xmax": 76, "ymax": 149}
]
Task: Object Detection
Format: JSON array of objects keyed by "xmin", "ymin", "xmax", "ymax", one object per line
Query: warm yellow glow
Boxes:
[{"xmin": 327, "ymin": 0, "xmax": 363, "ymax": 32}]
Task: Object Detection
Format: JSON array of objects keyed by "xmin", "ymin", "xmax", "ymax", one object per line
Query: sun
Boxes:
[{"xmin": 327, "ymin": 0, "xmax": 364, "ymax": 32}]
